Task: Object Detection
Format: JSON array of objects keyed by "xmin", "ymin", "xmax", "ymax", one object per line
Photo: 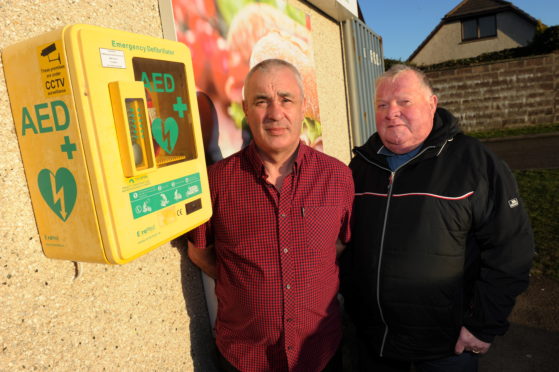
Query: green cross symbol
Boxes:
[
  {"xmin": 60, "ymin": 135, "xmax": 77, "ymax": 160},
  {"xmin": 173, "ymin": 97, "xmax": 188, "ymax": 118}
]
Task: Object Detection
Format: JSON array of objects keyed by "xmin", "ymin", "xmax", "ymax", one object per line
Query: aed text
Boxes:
[
  {"xmin": 21, "ymin": 100, "xmax": 70, "ymax": 136},
  {"xmin": 141, "ymin": 72, "xmax": 175, "ymax": 93}
]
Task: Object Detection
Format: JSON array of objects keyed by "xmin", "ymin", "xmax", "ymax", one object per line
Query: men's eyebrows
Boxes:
[
  {"xmin": 253, "ymin": 93, "xmax": 270, "ymax": 101},
  {"xmin": 252, "ymin": 92, "xmax": 295, "ymax": 101},
  {"xmin": 278, "ymin": 91, "xmax": 296, "ymax": 99}
]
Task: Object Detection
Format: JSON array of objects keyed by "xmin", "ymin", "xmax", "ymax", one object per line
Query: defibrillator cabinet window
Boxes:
[{"xmin": 133, "ymin": 57, "xmax": 197, "ymax": 167}]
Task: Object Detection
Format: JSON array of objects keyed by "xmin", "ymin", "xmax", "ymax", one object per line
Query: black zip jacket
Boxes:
[{"xmin": 341, "ymin": 108, "xmax": 534, "ymax": 360}]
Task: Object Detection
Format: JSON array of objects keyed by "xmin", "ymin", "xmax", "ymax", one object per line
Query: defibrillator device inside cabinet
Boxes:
[{"xmin": 2, "ymin": 24, "xmax": 212, "ymax": 264}]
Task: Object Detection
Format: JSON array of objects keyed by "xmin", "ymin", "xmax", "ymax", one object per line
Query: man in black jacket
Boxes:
[{"xmin": 341, "ymin": 64, "xmax": 534, "ymax": 372}]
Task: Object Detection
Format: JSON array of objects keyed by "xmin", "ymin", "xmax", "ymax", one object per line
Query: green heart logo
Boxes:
[
  {"xmin": 37, "ymin": 168, "xmax": 77, "ymax": 222},
  {"xmin": 151, "ymin": 117, "xmax": 179, "ymax": 154}
]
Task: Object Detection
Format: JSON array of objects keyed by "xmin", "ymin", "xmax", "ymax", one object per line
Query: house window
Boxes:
[{"xmin": 462, "ymin": 15, "xmax": 496, "ymax": 41}]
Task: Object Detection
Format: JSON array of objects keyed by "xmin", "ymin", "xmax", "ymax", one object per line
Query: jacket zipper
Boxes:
[{"xmin": 377, "ymin": 171, "xmax": 395, "ymax": 356}]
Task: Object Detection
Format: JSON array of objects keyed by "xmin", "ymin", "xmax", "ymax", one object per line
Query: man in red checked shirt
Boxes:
[{"xmin": 187, "ymin": 59, "xmax": 354, "ymax": 372}]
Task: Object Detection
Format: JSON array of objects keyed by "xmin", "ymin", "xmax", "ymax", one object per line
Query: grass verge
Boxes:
[{"xmin": 514, "ymin": 169, "xmax": 559, "ymax": 280}]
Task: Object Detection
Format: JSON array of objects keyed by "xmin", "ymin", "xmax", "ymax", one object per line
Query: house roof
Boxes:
[
  {"xmin": 444, "ymin": 0, "xmax": 538, "ymax": 22},
  {"xmin": 407, "ymin": 0, "xmax": 539, "ymax": 62}
]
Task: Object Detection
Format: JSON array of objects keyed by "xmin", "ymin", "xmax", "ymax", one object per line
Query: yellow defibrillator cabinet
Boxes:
[{"xmin": 2, "ymin": 24, "xmax": 211, "ymax": 264}]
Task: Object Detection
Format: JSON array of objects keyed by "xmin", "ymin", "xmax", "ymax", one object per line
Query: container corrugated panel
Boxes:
[{"xmin": 342, "ymin": 18, "xmax": 384, "ymax": 147}]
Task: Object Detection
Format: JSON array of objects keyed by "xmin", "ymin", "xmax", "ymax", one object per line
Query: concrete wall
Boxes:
[
  {"xmin": 426, "ymin": 51, "xmax": 559, "ymax": 132},
  {"xmin": 0, "ymin": 1, "xmax": 350, "ymax": 370},
  {"xmin": 310, "ymin": 4, "xmax": 353, "ymax": 162},
  {"xmin": 411, "ymin": 11, "xmax": 536, "ymax": 66}
]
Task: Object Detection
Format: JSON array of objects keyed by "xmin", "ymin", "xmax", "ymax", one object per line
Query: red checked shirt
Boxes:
[{"xmin": 189, "ymin": 141, "xmax": 353, "ymax": 372}]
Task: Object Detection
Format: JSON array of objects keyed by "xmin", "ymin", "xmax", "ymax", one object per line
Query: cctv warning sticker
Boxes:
[{"xmin": 37, "ymin": 40, "xmax": 69, "ymax": 97}]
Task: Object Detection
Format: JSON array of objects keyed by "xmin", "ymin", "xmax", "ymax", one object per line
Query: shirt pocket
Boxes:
[{"xmin": 303, "ymin": 205, "xmax": 342, "ymax": 256}]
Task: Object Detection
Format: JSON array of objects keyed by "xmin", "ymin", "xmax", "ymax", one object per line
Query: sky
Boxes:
[{"xmin": 359, "ymin": 0, "xmax": 559, "ymax": 61}]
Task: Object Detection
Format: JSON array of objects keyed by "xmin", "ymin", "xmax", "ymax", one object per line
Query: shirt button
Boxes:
[
  {"xmin": 280, "ymin": 213, "xmax": 287, "ymax": 217},
  {"xmin": 283, "ymin": 248, "xmax": 288, "ymax": 253},
  {"xmin": 287, "ymin": 346, "xmax": 293, "ymax": 351},
  {"xmin": 286, "ymin": 284, "xmax": 291, "ymax": 289}
]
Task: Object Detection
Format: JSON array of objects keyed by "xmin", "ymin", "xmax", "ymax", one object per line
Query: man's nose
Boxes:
[
  {"xmin": 386, "ymin": 103, "xmax": 400, "ymax": 119},
  {"xmin": 266, "ymin": 101, "xmax": 283, "ymax": 120}
]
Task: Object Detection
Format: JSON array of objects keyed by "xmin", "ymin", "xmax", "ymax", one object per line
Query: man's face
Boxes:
[
  {"xmin": 242, "ymin": 66, "xmax": 305, "ymax": 157},
  {"xmin": 375, "ymin": 70, "xmax": 438, "ymax": 154}
]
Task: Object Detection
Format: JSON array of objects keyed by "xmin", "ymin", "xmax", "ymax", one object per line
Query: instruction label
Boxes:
[
  {"xmin": 100, "ymin": 48, "xmax": 126, "ymax": 69},
  {"xmin": 129, "ymin": 173, "xmax": 202, "ymax": 219},
  {"xmin": 37, "ymin": 40, "xmax": 69, "ymax": 97}
]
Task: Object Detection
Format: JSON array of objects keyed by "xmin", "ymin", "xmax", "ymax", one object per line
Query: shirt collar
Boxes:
[
  {"xmin": 377, "ymin": 144, "xmax": 423, "ymax": 157},
  {"xmin": 377, "ymin": 145, "xmax": 393, "ymax": 156},
  {"xmin": 245, "ymin": 140, "xmax": 307, "ymax": 178},
  {"xmin": 378, "ymin": 144, "xmax": 424, "ymax": 171}
]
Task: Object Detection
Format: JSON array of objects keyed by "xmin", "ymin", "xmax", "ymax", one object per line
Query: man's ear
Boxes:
[
  {"xmin": 429, "ymin": 94, "xmax": 438, "ymax": 113},
  {"xmin": 242, "ymin": 100, "xmax": 248, "ymax": 115}
]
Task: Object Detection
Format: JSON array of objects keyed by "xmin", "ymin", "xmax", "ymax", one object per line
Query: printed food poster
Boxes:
[{"xmin": 169, "ymin": 0, "xmax": 322, "ymax": 163}]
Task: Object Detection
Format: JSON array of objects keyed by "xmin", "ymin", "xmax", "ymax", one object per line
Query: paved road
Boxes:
[{"xmin": 481, "ymin": 132, "xmax": 559, "ymax": 170}]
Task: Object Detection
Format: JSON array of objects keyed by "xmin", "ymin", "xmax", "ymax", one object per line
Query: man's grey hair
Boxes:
[
  {"xmin": 242, "ymin": 59, "xmax": 305, "ymax": 100},
  {"xmin": 376, "ymin": 64, "xmax": 435, "ymax": 96}
]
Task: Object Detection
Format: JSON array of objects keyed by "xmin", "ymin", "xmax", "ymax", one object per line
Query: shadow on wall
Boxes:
[{"xmin": 171, "ymin": 237, "xmax": 220, "ymax": 372}]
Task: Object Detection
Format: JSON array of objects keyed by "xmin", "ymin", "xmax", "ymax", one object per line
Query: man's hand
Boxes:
[{"xmin": 454, "ymin": 326, "xmax": 491, "ymax": 355}]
